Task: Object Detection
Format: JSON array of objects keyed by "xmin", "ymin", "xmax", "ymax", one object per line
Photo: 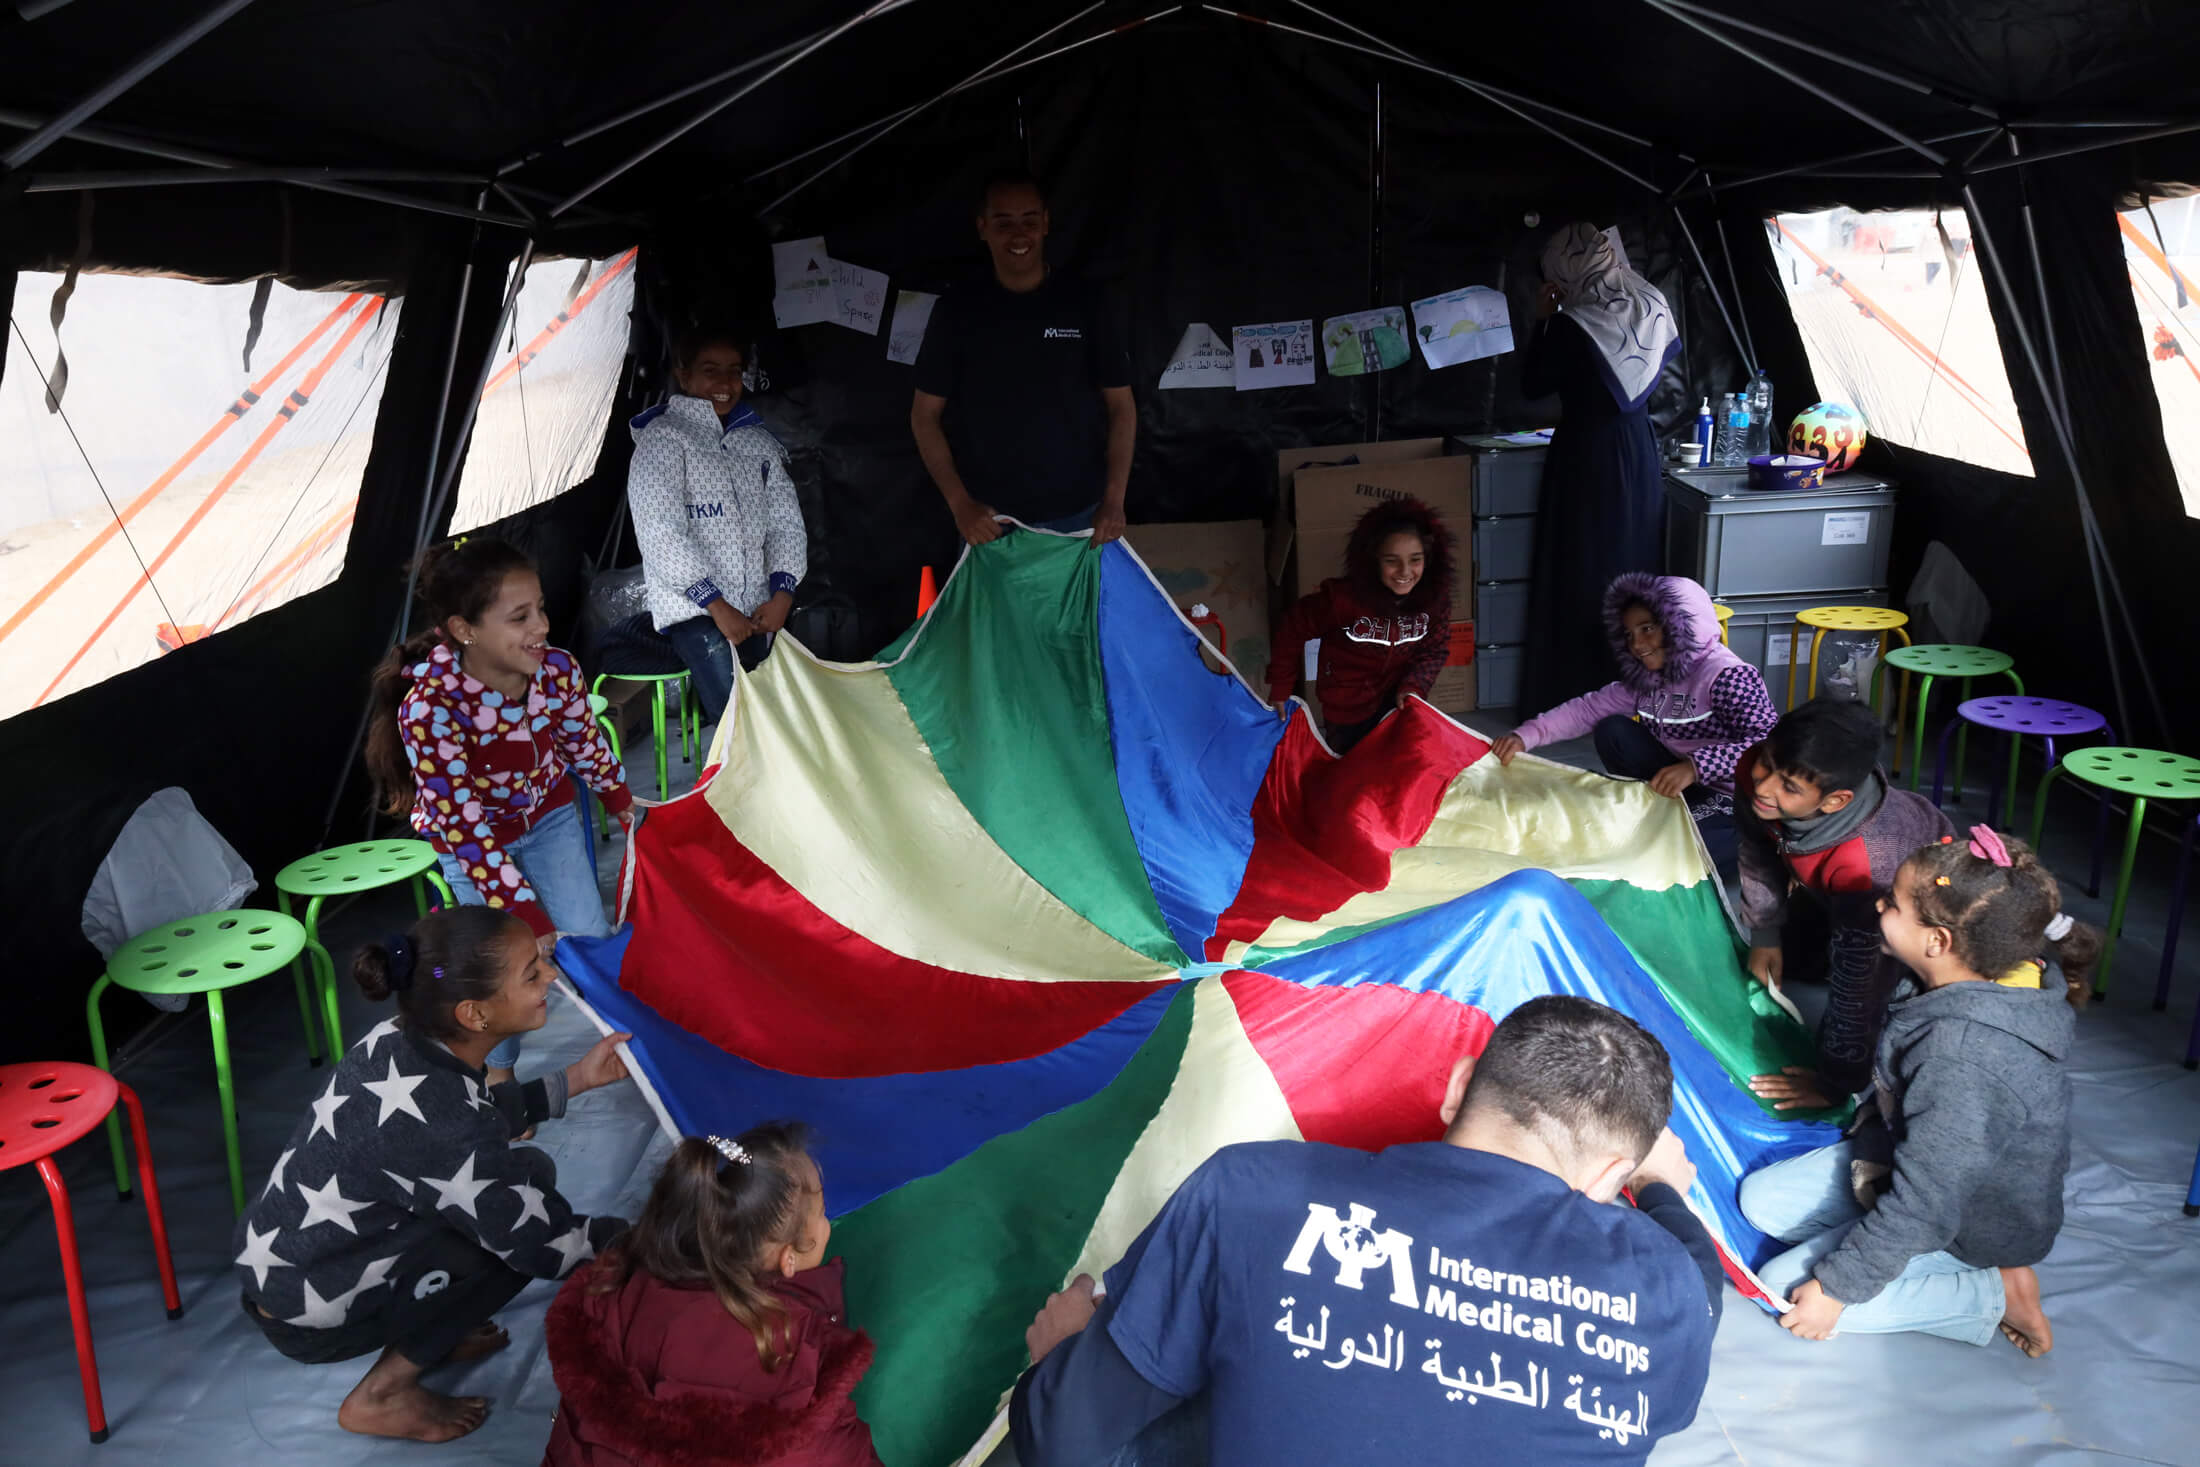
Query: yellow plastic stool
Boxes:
[
  {"xmin": 1712, "ymin": 603, "xmax": 1733, "ymax": 645},
  {"xmin": 1787, "ymin": 605, "xmax": 1913, "ymax": 768}
]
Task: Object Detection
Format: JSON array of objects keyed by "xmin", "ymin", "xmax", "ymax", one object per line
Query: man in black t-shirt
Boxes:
[{"xmin": 911, "ymin": 171, "xmax": 1136, "ymax": 544}]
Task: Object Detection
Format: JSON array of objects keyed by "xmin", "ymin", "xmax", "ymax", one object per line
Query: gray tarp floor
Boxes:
[{"xmin": 4, "ymin": 715, "xmax": 2197, "ymax": 1467}]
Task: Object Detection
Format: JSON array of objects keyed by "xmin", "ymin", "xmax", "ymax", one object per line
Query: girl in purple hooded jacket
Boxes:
[{"xmin": 1493, "ymin": 572, "xmax": 1776, "ymax": 867}]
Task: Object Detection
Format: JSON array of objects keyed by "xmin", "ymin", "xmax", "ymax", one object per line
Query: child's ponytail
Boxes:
[
  {"xmin": 594, "ymin": 1122, "xmax": 818, "ymax": 1371},
  {"xmin": 351, "ymin": 906, "xmax": 528, "ymax": 1036},
  {"xmin": 363, "ymin": 537, "xmax": 539, "ymax": 817},
  {"xmin": 1909, "ymin": 829, "xmax": 2098, "ymax": 1008}
]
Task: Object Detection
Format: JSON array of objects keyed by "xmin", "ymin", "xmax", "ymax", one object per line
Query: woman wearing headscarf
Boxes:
[{"xmin": 1518, "ymin": 222, "xmax": 1681, "ymax": 714}]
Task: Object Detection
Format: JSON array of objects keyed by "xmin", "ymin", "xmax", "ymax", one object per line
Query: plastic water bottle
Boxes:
[
  {"xmin": 1745, "ymin": 371, "xmax": 1775, "ymax": 459},
  {"xmin": 1716, "ymin": 392, "xmax": 1750, "ymax": 467},
  {"xmin": 1692, "ymin": 398, "xmax": 1714, "ymax": 466}
]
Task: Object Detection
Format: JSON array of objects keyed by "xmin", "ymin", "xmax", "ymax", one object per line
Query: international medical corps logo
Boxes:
[
  {"xmin": 1042, "ymin": 326, "xmax": 1083, "ymax": 340},
  {"xmin": 1281, "ymin": 1201, "xmax": 1419, "ymax": 1306}
]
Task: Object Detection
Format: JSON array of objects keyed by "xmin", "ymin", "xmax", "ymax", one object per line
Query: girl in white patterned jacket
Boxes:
[{"xmin": 627, "ymin": 327, "xmax": 808, "ymax": 722}]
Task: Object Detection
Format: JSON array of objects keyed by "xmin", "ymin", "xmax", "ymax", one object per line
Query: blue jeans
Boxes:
[
  {"xmin": 663, "ymin": 616, "xmax": 771, "ymax": 724},
  {"xmin": 436, "ymin": 801, "xmax": 610, "ymax": 1070},
  {"xmin": 1739, "ymin": 1140, "xmax": 2005, "ymax": 1346}
]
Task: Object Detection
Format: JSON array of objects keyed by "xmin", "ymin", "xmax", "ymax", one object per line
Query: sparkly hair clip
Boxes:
[{"xmin": 707, "ymin": 1135, "xmax": 752, "ymax": 1166}]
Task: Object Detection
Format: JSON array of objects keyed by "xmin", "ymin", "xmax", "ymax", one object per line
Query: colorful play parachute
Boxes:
[{"xmin": 559, "ymin": 531, "xmax": 1838, "ymax": 1467}]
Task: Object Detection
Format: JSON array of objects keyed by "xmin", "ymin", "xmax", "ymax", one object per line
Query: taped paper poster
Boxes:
[
  {"xmin": 831, "ymin": 259, "xmax": 890, "ymax": 335},
  {"xmin": 1322, "ymin": 307, "xmax": 1410, "ymax": 376},
  {"xmin": 1410, "ymin": 285, "xmax": 1515, "ymax": 369},
  {"xmin": 886, "ymin": 290, "xmax": 938, "ymax": 365},
  {"xmin": 1158, "ymin": 323, "xmax": 1235, "ymax": 389},
  {"xmin": 772, "ymin": 237, "xmax": 834, "ymax": 329},
  {"xmin": 1232, "ymin": 319, "xmax": 1315, "ymax": 391}
]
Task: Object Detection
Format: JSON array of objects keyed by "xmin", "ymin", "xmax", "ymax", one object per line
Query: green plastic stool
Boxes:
[
  {"xmin": 2031, "ymin": 747, "xmax": 2200, "ymax": 998},
  {"xmin": 89, "ymin": 911, "xmax": 321, "ymax": 1215},
  {"xmin": 593, "ymin": 671, "xmax": 698, "ymax": 800},
  {"xmin": 1881, "ymin": 644, "xmax": 2023, "ymax": 794},
  {"xmin": 275, "ymin": 841, "xmax": 454, "ymax": 1060},
  {"xmin": 588, "ymin": 693, "xmax": 618, "ymax": 839}
]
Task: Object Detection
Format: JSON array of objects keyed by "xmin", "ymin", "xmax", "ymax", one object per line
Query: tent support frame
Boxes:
[
  {"xmin": 1667, "ymin": 195, "xmax": 1755, "ymax": 376},
  {"xmin": 1, "ymin": 0, "xmax": 259, "ymax": 171},
  {"xmin": 548, "ymin": 0, "xmax": 910, "ymax": 218},
  {"xmin": 756, "ymin": 1, "xmax": 1122, "ymax": 217},
  {"xmin": 1220, "ymin": 5, "xmax": 1664, "ymax": 192}
]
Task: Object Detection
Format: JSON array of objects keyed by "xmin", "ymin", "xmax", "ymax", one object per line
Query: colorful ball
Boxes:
[{"xmin": 1787, "ymin": 401, "xmax": 1868, "ymax": 472}]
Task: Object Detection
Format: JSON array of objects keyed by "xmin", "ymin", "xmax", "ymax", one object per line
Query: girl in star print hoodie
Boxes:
[
  {"xmin": 234, "ymin": 906, "xmax": 632, "ymax": 1445},
  {"xmin": 365, "ymin": 536, "xmax": 634, "ymax": 1085}
]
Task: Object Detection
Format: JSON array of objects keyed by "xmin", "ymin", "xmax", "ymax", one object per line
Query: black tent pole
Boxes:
[
  {"xmin": 2001, "ymin": 143, "xmax": 2170, "ymax": 741},
  {"xmin": 744, "ymin": 6, "xmax": 1166, "ymax": 189},
  {"xmin": 1967, "ymin": 120, "xmax": 2200, "ymax": 175},
  {"xmin": 1667, "ymin": 198, "xmax": 1754, "ymax": 376},
  {"xmin": 1278, "ymin": 0, "xmax": 1662, "ymax": 148},
  {"xmin": 1637, "ymin": 0, "xmax": 1950, "ymax": 167},
  {"xmin": 1209, "ymin": 6, "xmax": 1662, "ymax": 193},
  {"xmin": 1961, "ymin": 180, "xmax": 2153, "ymax": 745},
  {"xmin": 528, "ymin": 4, "xmax": 922, "ymax": 164},
  {"xmin": 1678, "ymin": 128, "xmax": 1996, "ymax": 199},
  {"xmin": 755, "ymin": 0, "xmax": 1113, "ymax": 218},
  {"xmin": 1709, "ymin": 209, "xmax": 1760, "ymax": 375},
  {"xmin": 1653, "ymin": 0, "xmax": 1998, "ymax": 119},
  {"xmin": 1, "ymin": 0, "xmax": 259, "ymax": 170},
  {"xmin": 549, "ymin": 0, "xmax": 911, "ymax": 219}
]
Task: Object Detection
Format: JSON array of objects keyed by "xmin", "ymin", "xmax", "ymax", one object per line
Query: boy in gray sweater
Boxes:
[{"xmin": 1738, "ymin": 826, "xmax": 2089, "ymax": 1355}]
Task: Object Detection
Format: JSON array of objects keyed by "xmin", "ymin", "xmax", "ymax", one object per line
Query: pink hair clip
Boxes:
[{"xmin": 1967, "ymin": 826, "xmax": 2012, "ymax": 868}]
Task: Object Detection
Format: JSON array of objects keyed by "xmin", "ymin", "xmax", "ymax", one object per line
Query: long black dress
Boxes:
[{"xmin": 1518, "ymin": 312, "xmax": 1669, "ymax": 715}]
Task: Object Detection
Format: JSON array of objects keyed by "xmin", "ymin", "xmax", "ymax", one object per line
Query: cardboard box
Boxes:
[
  {"xmin": 1122, "ymin": 520, "xmax": 1272, "ymax": 681},
  {"xmin": 1268, "ymin": 437, "xmax": 1447, "ymax": 588},
  {"xmin": 1289, "ymin": 455, "xmax": 1478, "ymax": 624}
]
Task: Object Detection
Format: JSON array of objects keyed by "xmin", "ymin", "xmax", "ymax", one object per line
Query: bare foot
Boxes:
[
  {"xmin": 445, "ymin": 1322, "xmax": 510, "ymax": 1364},
  {"xmin": 1997, "ymin": 1266, "xmax": 2053, "ymax": 1357},
  {"xmin": 338, "ymin": 1346, "xmax": 492, "ymax": 1442}
]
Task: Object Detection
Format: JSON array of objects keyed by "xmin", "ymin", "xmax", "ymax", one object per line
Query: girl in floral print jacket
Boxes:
[{"xmin": 366, "ymin": 538, "xmax": 634, "ymax": 1081}]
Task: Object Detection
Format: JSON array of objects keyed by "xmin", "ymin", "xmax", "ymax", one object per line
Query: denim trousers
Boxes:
[
  {"xmin": 1739, "ymin": 1139, "xmax": 2005, "ymax": 1346},
  {"xmin": 663, "ymin": 616, "xmax": 773, "ymax": 725},
  {"xmin": 436, "ymin": 800, "xmax": 609, "ymax": 1069}
]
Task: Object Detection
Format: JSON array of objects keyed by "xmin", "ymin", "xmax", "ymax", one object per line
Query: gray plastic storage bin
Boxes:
[
  {"xmin": 1475, "ymin": 645, "xmax": 1523, "ymax": 710},
  {"xmin": 1663, "ymin": 468, "xmax": 1896, "ymax": 598},
  {"xmin": 1447, "ymin": 440, "xmax": 1547, "ymax": 516},
  {"xmin": 1477, "ymin": 581, "xmax": 1528, "ymax": 644},
  {"xmin": 1474, "ymin": 516, "xmax": 1536, "ymax": 582},
  {"xmin": 1717, "ymin": 587, "xmax": 1891, "ymax": 706}
]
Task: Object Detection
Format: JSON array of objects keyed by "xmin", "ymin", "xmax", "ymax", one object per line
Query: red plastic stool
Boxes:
[{"xmin": 0, "ymin": 1062, "xmax": 182, "ymax": 1442}]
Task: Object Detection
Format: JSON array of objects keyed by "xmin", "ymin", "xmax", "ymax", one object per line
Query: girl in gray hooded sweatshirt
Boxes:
[{"xmin": 1738, "ymin": 826, "xmax": 2093, "ymax": 1356}]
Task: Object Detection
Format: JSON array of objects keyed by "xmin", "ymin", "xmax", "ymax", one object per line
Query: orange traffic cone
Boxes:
[{"xmin": 916, "ymin": 565, "xmax": 939, "ymax": 618}]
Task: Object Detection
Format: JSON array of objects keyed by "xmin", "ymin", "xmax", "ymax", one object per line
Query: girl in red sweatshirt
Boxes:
[
  {"xmin": 544, "ymin": 1124, "xmax": 881, "ymax": 1467},
  {"xmin": 1266, "ymin": 496, "xmax": 1457, "ymax": 753}
]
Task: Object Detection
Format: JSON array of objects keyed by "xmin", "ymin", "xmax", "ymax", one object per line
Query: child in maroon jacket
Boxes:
[
  {"xmin": 1266, "ymin": 496, "xmax": 1456, "ymax": 753},
  {"xmin": 544, "ymin": 1125, "xmax": 881, "ymax": 1467}
]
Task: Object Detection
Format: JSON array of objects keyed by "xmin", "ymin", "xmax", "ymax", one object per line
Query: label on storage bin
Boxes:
[
  {"xmin": 1821, "ymin": 511, "xmax": 1871, "ymax": 545},
  {"xmin": 1766, "ymin": 630, "xmax": 1792, "ymax": 666}
]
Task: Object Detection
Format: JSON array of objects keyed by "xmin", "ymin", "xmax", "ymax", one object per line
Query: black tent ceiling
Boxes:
[{"xmin": 5, "ymin": 0, "xmax": 2200, "ymax": 280}]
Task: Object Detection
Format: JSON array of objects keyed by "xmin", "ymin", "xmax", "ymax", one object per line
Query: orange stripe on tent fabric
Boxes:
[
  {"xmin": 35, "ymin": 302, "xmax": 383, "ymax": 707},
  {"xmin": 213, "ymin": 498, "xmax": 358, "ymax": 630},
  {"xmin": 479, "ymin": 248, "xmax": 637, "ymax": 398},
  {"xmin": 1770, "ymin": 218, "xmax": 2028, "ymax": 455},
  {"xmin": 0, "ymin": 291, "xmax": 366, "ymax": 652}
]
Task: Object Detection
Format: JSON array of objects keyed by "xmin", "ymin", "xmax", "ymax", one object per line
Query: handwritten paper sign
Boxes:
[
  {"xmin": 1410, "ymin": 286, "xmax": 1515, "ymax": 369},
  {"xmin": 1322, "ymin": 307, "xmax": 1410, "ymax": 376},
  {"xmin": 770, "ymin": 237, "xmax": 834, "ymax": 329},
  {"xmin": 831, "ymin": 259, "xmax": 889, "ymax": 335},
  {"xmin": 886, "ymin": 290, "xmax": 937, "ymax": 365},
  {"xmin": 1233, "ymin": 319, "xmax": 1315, "ymax": 391},
  {"xmin": 1159, "ymin": 323, "xmax": 1235, "ymax": 389}
]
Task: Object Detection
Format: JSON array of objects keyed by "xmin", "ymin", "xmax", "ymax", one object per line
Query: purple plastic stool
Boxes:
[{"xmin": 1938, "ymin": 696, "xmax": 2113, "ymax": 895}]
